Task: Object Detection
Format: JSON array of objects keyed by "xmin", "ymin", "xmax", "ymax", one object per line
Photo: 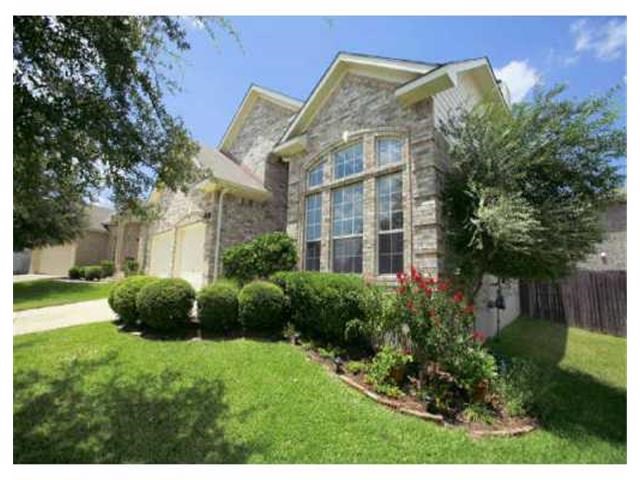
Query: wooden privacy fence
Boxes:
[{"xmin": 520, "ymin": 270, "xmax": 626, "ymax": 337}]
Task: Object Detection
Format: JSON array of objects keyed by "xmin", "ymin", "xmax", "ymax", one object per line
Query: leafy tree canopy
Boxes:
[
  {"xmin": 440, "ymin": 85, "xmax": 625, "ymax": 294},
  {"xmin": 13, "ymin": 16, "xmax": 236, "ymax": 251}
]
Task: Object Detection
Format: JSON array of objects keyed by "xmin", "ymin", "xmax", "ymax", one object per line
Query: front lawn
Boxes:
[
  {"xmin": 13, "ymin": 280, "xmax": 113, "ymax": 311},
  {"xmin": 13, "ymin": 318, "xmax": 626, "ymax": 463}
]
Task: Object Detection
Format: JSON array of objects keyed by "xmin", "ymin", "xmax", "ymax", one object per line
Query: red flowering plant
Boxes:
[{"xmin": 393, "ymin": 266, "xmax": 497, "ymax": 406}]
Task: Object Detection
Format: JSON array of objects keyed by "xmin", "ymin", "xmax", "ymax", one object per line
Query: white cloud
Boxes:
[
  {"xmin": 495, "ymin": 60, "xmax": 541, "ymax": 103},
  {"xmin": 570, "ymin": 18, "xmax": 627, "ymax": 61}
]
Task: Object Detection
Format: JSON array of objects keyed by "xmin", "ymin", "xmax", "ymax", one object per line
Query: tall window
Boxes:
[
  {"xmin": 333, "ymin": 143, "xmax": 363, "ymax": 180},
  {"xmin": 307, "ymin": 163, "xmax": 324, "ymax": 188},
  {"xmin": 377, "ymin": 173, "xmax": 403, "ymax": 274},
  {"xmin": 376, "ymin": 138, "xmax": 402, "ymax": 167},
  {"xmin": 332, "ymin": 183, "xmax": 363, "ymax": 273},
  {"xmin": 305, "ymin": 193, "xmax": 322, "ymax": 271}
]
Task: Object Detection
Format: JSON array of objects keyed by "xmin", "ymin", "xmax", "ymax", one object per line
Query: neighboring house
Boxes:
[
  {"xmin": 578, "ymin": 194, "xmax": 626, "ymax": 272},
  {"xmin": 136, "ymin": 52, "xmax": 519, "ymax": 333},
  {"xmin": 29, "ymin": 205, "xmax": 114, "ymax": 275}
]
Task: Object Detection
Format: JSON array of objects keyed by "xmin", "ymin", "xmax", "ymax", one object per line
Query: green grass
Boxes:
[
  {"xmin": 13, "ymin": 317, "xmax": 626, "ymax": 463},
  {"xmin": 13, "ymin": 280, "xmax": 114, "ymax": 311}
]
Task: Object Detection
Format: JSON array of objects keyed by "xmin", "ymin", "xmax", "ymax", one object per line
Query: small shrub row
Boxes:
[
  {"xmin": 109, "ymin": 275, "xmax": 286, "ymax": 335},
  {"xmin": 68, "ymin": 260, "xmax": 114, "ymax": 280},
  {"xmin": 223, "ymin": 232, "xmax": 297, "ymax": 284}
]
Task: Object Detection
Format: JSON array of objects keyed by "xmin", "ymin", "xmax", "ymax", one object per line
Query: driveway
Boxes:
[{"xmin": 13, "ymin": 299, "xmax": 115, "ymax": 336}]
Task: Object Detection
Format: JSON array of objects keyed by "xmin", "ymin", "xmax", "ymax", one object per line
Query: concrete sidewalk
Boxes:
[{"xmin": 13, "ymin": 298, "xmax": 115, "ymax": 336}]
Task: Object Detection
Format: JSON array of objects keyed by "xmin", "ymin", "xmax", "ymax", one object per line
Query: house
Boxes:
[
  {"xmin": 133, "ymin": 52, "xmax": 520, "ymax": 333},
  {"xmin": 29, "ymin": 205, "xmax": 114, "ymax": 275}
]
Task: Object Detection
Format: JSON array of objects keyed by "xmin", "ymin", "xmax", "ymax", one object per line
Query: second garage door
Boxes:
[
  {"xmin": 174, "ymin": 222, "xmax": 206, "ymax": 289},
  {"xmin": 149, "ymin": 230, "xmax": 174, "ymax": 278}
]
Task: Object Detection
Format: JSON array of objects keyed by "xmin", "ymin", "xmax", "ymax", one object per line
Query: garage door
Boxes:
[
  {"xmin": 174, "ymin": 223, "xmax": 206, "ymax": 289},
  {"xmin": 149, "ymin": 230, "xmax": 174, "ymax": 278},
  {"xmin": 32, "ymin": 244, "xmax": 76, "ymax": 275}
]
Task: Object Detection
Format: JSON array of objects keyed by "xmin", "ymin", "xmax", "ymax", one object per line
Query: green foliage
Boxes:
[
  {"xmin": 68, "ymin": 266, "xmax": 82, "ymax": 280},
  {"xmin": 109, "ymin": 275, "xmax": 157, "ymax": 324},
  {"xmin": 197, "ymin": 280, "xmax": 240, "ymax": 333},
  {"xmin": 83, "ymin": 265, "xmax": 104, "ymax": 281},
  {"xmin": 345, "ymin": 360, "xmax": 367, "ymax": 375},
  {"xmin": 365, "ymin": 346, "xmax": 412, "ymax": 398},
  {"xmin": 494, "ymin": 357, "xmax": 554, "ymax": 417},
  {"xmin": 100, "ymin": 260, "xmax": 115, "ymax": 278},
  {"xmin": 461, "ymin": 403, "xmax": 495, "ymax": 424},
  {"xmin": 238, "ymin": 281, "xmax": 285, "ymax": 335},
  {"xmin": 439, "ymin": 85, "xmax": 625, "ymax": 291},
  {"xmin": 223, "ymin": 232, "xmax": 297, "ymax": 284},
  {"xmin": 123, "ymin": 257, "xmax": 140, "ymax": 277},
  {"xmin": 137, "ymin": 278, "xmax": 196, "ymax": 331},
  {"xmin": 13, "ymin": 16, "xmax": 238, "ymax": 250},
  {"xmin": 271, "ymin": 271, "xmax": 370, "ymax": 347}
]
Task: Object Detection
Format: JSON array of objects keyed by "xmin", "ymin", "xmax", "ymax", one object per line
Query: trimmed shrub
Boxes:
[
  {"xmin": 271, "ymin": 272, "xmax": 369, "ymax": 346},
  {"xmin": 223, "ymin": 232, "xmax": 297, "ymax": 284},
  {"xmin": 137, "ymin": 278, "xmax": 196, "ymax": 331},
  {"xmin": 68, "ymin": 265, "xmax": 82, "ymax": 280},
  {"xmin": 123, "ymin": 257, "xmax": 140, "ymax": 277},
  {"xmin": 197, "ymin": 280, "xmax": 240, "ymax": 333},
  {"xmin": 100, "ymin": 260, "xmax": 115, "ymax": 278},
  {"xmin": 109, "ymin": 275, "xmax": 157, "ymax": 324},
  {"xmin": 238, "ymin": 281, "xmax": 285, "ymax": 334},
  {"xmin": 83, "ymin": 265, "xmax": 104, "ymax": 281}
]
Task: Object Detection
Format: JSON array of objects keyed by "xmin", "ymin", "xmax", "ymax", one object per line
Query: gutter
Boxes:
[{"xmin": 212, "ymin": 189, "xmax": 227, "ymax": 281}]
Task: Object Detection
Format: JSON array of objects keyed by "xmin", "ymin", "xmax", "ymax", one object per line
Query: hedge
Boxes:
[
  {"xmin": 238, "ymin": 280, "xmax": 285, "ymax": 335},
  {"xmin": 108, "ymin": 275, "xmax": 158, "ymax": 324},
  {"xmin": 223, "ymin": 232, "xmax": 297, "ymax": 284},
  {"xmin": 197, "ymin": 280, "xmax": 240, "ymax": 333},
  {"xmin": 271, "ymin": 271, "xmax": 369, "ymax": 346},
  {"xmin": 137, "ymin": 278, "xmax": 196, "ymax": 331}
]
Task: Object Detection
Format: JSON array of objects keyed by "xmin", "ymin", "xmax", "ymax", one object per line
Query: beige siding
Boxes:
[
  {"xmin": 433, "ymin": 75, "xmax": 483, "ymax": 129},
  {"xmin": 75, "ymin": 231, "xmax": 111, "ymax": 266}
]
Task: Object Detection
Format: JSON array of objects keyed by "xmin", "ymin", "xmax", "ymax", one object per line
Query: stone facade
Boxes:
[{"xmin": 286, "ymin": 73, "xmax": 444, "ymax": 278}]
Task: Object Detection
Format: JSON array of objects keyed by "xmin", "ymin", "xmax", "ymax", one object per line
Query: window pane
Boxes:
[
  {"xmin": 333, "ymin": 143, "xmax": 363, "ymax": 179},
  {"xmin": 305, "ymin": 241, "xmax": 321, "ymax": 271},
  {"xmin": 378, "ymin": 232, "xmax": 403, "ymax": 274},
  {"xmin": 377, "ymin": 138, "xmax": 402, "ymax": 166},
  {"xmin": 305, "ymin": 193, "xmax": 322, "ymax": 241},
  {"xmin": 333, "ymin": 237, "xmax": 363, "ymax": 273},
  {"xmin": 307, "ymin": 163, "xmax": 324, "ymax": 188},
  {"xmin": 377, "ymin": 173, "xmax": 403, "ymax": 233},
  {"xmin": 332, "ymin": 183, "xmax": 363, "ymax": 237}
]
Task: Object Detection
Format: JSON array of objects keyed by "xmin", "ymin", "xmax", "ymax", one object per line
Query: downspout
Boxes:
[{"xmin": 213, "ymin": 189, "xmax": 227, "ymax": 281}]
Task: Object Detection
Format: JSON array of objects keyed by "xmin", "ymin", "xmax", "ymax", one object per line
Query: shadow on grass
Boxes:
[
  {"xmin": 14, "ymin": 351, "xmax": 255, "ymax": 463},
  {"xmin": 492, "ymin": 318, "xmax": 626, "ymax": 447}
]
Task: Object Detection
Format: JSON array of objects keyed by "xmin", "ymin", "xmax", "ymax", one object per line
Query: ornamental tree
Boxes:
[
  {"xmin": 13, "ymin": 16, "xmax": 237, "ymax": 250},
  {"xmin": 439, "ymin": 85, "xmax": 625, "ymax": 296}
]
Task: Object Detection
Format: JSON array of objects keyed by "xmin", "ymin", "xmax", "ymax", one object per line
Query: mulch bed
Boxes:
[{"xmin": 303, "ymin": 345, "xmax": 537, "ymax": 439}]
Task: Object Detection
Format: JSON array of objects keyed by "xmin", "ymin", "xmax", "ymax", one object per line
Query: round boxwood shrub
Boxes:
[
  {"xmin": 68, "ymin": 265, "xmax": 82, "ymax": 280},
  {"xmin": 197, "ymin": 280, "xmax": 240, "ymax": 333},
  {"xmin": 109, "ymin": 275, "xmax": 157, "ymax": 324},
  {"xmin": 238, "ymin": 280, "xmax": 285, "ymax": 334},
  {"xmin": 137, "ymin": 278, "xmax": 196, "ymax": 331},
  {"xmin": 84, "ymin": 265, "xmax": 104, "ymax": 281}
]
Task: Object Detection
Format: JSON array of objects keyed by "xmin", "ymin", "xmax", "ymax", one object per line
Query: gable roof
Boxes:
[
  {"xmin": 278, "ymin": 52, "xmax": 438, "ymax": 143},
  {"xmin": 195, "ymin": 145, "xmax": 267, "ymax": 196},
  {"xmin": 218, "ymin": 84, "xmax": 303, "ymax": 153}
]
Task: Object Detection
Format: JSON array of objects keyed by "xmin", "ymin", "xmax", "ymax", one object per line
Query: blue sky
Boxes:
[{"xmin": 165, "ymin": 16, "xmax": 627, "ymax": 174}]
